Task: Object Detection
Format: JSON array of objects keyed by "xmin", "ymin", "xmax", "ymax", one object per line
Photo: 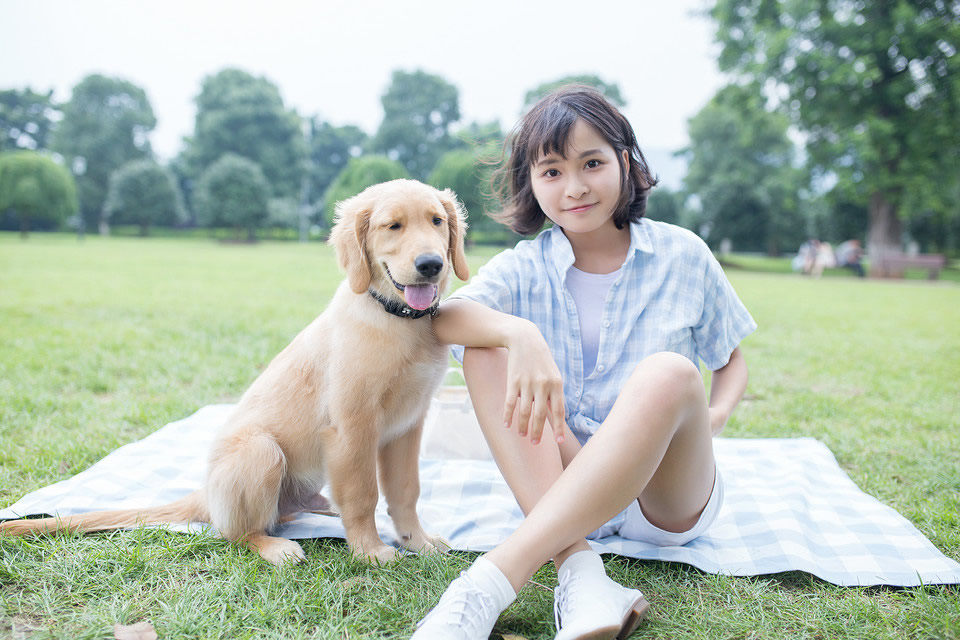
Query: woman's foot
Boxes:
[
  {"xmin": 553, "ymin": 550, "xmax": 649, "ymax": 640},
  {"xmin": 412, "ymin": 556, "xmax": 516, "ymax": 639}
]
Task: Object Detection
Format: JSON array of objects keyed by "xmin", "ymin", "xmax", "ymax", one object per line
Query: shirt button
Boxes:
[
  {"xmin": 602, "ymin": 320, "xmax": 610, "ymax": 328},
  {"xmin": 575, "ymin": 389, "xmax": 582, "ymax": 397},
  {"xmin": 597, "ymin": 364, "xmax": 605, "ymax": 372},
  {"xmin": 614, "ymin": 280, "xmax": 621, "ymax": 287}
]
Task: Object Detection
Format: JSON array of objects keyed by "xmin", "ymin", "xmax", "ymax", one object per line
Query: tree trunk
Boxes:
[
  {"xmin": 19, "ymin": 212, "xmax": 29, "ymax": 239},
  {"xmin": 867, "ymin": 191, "xmax": 902, "ymax": 277}
]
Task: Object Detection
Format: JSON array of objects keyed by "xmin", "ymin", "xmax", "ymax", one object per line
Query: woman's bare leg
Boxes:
[
  {"xmin": 462, "ymin": 347, "xmax": 591, "ymax": 571},
  {"xmin": 465, "ymin": 349, "xmax": 716, "ymax": 593}
]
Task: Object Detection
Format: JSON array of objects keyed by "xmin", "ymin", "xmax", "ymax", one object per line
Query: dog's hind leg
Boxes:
[
  {"xmin": 379, "ymin": 423, "xmax": 450, "ymax": 555},
  {"xmin": 206, "ymin": 429, "xmax": 306, "ymax": 565}
]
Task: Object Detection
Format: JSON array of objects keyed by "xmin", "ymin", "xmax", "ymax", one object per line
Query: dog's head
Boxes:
[{"xmin": 329, "ymin": 179, "xmax": 470, "ymax": 312}]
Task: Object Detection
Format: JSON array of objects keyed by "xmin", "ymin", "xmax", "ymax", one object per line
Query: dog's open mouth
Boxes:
[{"xmin": 384, "ymin": 266, "xmax": 439, "ymax": 311}]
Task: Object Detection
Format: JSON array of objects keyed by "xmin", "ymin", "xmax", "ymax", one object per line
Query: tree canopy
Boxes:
[
  {"xmin": 0, "ymin": 151, "xmax": 77, "ymax": 236},
  {"xmin": 428, "ymin": 147, "xmax": 519, "ymax": 245},
  {"xmin": 711, "ymin": 0, "xmax": 960, "ymax": 264},
  {"xmin": 194, "ymin": 153, "xmax": 270, "ymax": 240},
  {"xmin": 523, "ymin": 75, "xmax": 626, "ymax": 109},
  {"xmin": 182, "ymin": 69, "xmax": 307, "ymax": 200},
  {"xmin": 306, "ymin": 119, "xmax": 367, "ymax": 206},
  {"xmin": 683, "ymin": 83, "xmax": 806, "ymax": 255},
  {"xmin": 371, "ymin": 70, "xmax": 461, "ymax": 181},
  {"xmin": 52, "ymin": 74, "xmax": 156, "ymax": 234},
  {"xmin": 322, "ymin": 155, "xmax": 409, "ymax": 226},
  {"xmin": 0, "ymin": 88, "xmax": 58, "ymax": 152},
  {"xmin": 102, "ymin": 159, "xmax": 186, "ymax": 236}
]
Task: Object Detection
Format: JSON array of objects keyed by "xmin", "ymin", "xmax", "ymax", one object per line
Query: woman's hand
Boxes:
[
  {"xmin": 708, "ymin": 347, "xmax": 748, "ymax": 437},
  {"xmin": 433, "ymin": 298, "xmax": 567, "ymax": 445},
  {"xmin": 502, "ymin": 320, "xmax": 567, "ymax": 445}
]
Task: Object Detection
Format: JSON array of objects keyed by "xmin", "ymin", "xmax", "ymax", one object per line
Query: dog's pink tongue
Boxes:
[{"xmin": 404, "ymin": 284, "xmax": 437, "ymax": 310}]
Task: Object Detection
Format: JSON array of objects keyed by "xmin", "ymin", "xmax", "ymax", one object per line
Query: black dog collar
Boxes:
[{"xmin": 368, "ymin": 288, "xmax": 439, "ymax": 319}]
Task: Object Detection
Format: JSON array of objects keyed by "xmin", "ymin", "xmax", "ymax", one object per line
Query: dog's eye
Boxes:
[
  {"xmin": 433, "ymin": 217, "xmax": 443, "ymax": 226},
  {"xmin": 389, "ymin": 222, "xmax": 402, "ymax": 230}
]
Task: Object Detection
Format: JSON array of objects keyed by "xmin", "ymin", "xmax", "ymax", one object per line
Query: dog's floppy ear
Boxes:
[
  {"xmin": 329, "ymin": 193, "xmax": 373, "ymax": 294},
  {"xmin": 438, "ymin": 188, "xmax": 470, "ymax": 281}
]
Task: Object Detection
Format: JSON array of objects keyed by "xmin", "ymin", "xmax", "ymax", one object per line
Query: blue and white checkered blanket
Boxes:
[{"xmin": 2, "ymin": 403, "xmax": 958, "ymax": 587}]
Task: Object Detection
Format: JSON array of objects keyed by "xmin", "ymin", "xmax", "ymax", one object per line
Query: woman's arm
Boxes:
[
  {"xmin": 707, "ymin": 346, "xmax": 748, "ymax": 436},
  {"xmin": 433, "ymin": 298, "xmax": 566, "ymax": 445}
]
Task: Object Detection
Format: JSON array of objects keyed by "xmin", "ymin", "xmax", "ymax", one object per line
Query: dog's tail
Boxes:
[{"xmin": 0, "ymin": 491, "xmax": 208, "ymax": 537}]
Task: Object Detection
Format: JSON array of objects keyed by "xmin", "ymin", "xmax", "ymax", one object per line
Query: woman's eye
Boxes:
[
  {"xmin": 585, "ymin": 159, "xmax": 601, "ymax": 169},
  {"xmin": 389, "ymin": 222, "xmax": 402, "ymax": 230},
  {"xmin": 433, "ymin": 216, "xmax": 443, "ymax": 226},
  {"xmin": 544, "ymin": 169, "xmax": 560, "ymax": 178}
]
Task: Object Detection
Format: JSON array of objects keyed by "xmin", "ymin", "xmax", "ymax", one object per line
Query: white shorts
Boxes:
[{"xmin": 587, "ymin": 467, "xmax": 724, "ymax": 547}]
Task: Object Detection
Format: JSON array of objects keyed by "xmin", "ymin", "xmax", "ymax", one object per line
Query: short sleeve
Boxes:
[
  {"xmin": 445, "ymin": 248, "xmax": 521, "ymax": 363},
  {"xmin": 693, "ymin": 251, "xmax": 757, "ymax": 371}
]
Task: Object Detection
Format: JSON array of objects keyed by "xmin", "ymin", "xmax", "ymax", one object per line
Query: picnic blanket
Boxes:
[{"xmin": 2, "ymin": 401, "xmax": 959, "ymax": 588}]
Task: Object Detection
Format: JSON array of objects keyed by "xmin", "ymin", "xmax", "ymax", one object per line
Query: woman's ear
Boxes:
[
  {"xmin": 438, "ymin": 188, "xmax": 470, "ymax": 281},
  {"xmin": 329, "ymin": 193, "xmax": 373, "ymax": 294}
]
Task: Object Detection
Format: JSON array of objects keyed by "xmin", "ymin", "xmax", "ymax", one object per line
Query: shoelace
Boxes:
[
  {"xmin": 553, "ymin": 573, "xmax": 582, "ymax": 630},
  {"xmin": 418, "ymin": 571, "xmax": 496, "ymax": 635}
]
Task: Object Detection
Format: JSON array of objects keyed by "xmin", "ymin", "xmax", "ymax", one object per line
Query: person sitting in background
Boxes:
[
  {"xmin": 811, "ymin": 241, "xmax": 836, "ymax": 278},
  {"xmin": 792, "ymin": 239, "xmax": 818, "ymax": 274},
  {"xmin": 835, "ymin": 239, "xmax": 865, "ymax": 277}
]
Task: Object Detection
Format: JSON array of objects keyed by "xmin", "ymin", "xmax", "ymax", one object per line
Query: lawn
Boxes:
[{"xmin": 1, "ymin": 233, "xmax": 958, "ymax": 639}]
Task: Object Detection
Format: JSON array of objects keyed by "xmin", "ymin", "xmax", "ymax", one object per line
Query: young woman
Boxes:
[{"xmin": 415, "ymin": 85, "xmax": 756, "ymax": 640}]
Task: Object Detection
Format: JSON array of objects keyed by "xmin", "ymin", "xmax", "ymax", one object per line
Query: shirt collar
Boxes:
[{"xmin": 548, "ymin": 220, "xmax": 655, "ymax": 279}]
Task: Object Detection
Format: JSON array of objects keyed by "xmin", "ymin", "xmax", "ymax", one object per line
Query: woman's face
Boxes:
[{"xmin": 529, "ymin": 119, "xmax": 627, "ymax": 237}]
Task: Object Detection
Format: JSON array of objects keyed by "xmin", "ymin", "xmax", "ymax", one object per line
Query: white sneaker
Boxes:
[
  {"xmin": 553, "ymin": 571, "xmax": 649, "ymax": 640},
  {"xmin": 412, "ymin": 570, "xmax": 504, "ymax": 639}
]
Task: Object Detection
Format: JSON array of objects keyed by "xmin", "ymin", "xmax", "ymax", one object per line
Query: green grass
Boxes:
[{"xmin": 1, "ymin": 233, "xmax": 958, "ymax": 639}]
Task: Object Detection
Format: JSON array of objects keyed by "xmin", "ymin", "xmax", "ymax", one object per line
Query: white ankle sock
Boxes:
[
  {"xmin": 467, "ymin": 556, "xmax": 517, "ymax": 611},
  {"xmin": 557, "ymin": 549, "xmax": 606, "ymax": 582}
]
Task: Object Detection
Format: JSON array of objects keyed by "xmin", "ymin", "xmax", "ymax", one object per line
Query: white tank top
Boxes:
[{"xmin": 565, "ymin": 265, "xmax": 622, "ymax": 375}]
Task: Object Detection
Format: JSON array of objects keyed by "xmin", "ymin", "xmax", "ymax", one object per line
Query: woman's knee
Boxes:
[{"xmin": 627, "ymin": 351, "xmax": 705, "ymax": 404}]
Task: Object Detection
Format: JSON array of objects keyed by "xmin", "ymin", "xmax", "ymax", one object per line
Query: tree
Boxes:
[
  {"xmin": 524, "ymin": 75, "xmax": 627, "ymax": 109},
  {"xmin": 682, "ymin": 83, "xmax": 807, "ymax": 255},
  {"xmin": 0, "ymin": 151, "xmax": 77, "ymax": 236},
  {"xmin": 52, "ymin": 74, "xmax": 156, "ymax": 234},
  {"xmin": 306, "ymin": 119, "xmax": 367, "ymax": 205},
  {"xmin": 182, "ymin": 68, "xmax": 307, "ymax": 200},
  {"xmin": 102, "ymin": 159, "xmax": 186, "ymax": 236},
  {"xmin": 0, "ymin": 88, "xmax": 58, "ymax": 152},
  {"xmin": 428, "ymin": 147, "xmax": 518, "ymax": 245},
  {"xmin": 194, "ymin": 153, "xmax": 270, "ymax": 241},
  {"xmin": 711, "ymin": 0, "xmax": 960, "ymax": 269},
  {"xmin": 371, "ymin": 70, "xmax": 461, "ymax": 180},
  {"xmin": 322, "ymin": 155, "xmax": 409, "ymax": 226},
  {"xmin": 646, "ymin": 186, "xmax": 686, "ymax": 228}
]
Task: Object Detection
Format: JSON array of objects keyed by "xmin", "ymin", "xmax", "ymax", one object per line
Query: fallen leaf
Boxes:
[
  {"xmin": 114, "ymin": 621, "xmax": 157, "ymax": 640},
  {"xmin": 500, "ymin": 635, "xmax": 529, "ymax": 640}
]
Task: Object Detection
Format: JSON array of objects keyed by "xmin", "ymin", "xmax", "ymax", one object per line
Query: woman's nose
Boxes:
[{"xmin": 564, "ymin": 174, "xmax": 588, "ymax": 198}]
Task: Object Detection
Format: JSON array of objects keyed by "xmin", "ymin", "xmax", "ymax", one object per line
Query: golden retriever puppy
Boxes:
[{"xmin": 0, "ymin": 179, "xmax": 469, "ymax": 565}]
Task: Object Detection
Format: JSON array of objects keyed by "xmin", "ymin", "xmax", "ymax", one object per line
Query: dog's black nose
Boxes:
[{"xmin": 415, "ymin": 254, "xmax": 444, "ymax": 278}]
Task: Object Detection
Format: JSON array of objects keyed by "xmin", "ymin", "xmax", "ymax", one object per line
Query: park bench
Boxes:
[{"xmin": 872, "ymin": 252, "xmax": 947, "ymax": 279}]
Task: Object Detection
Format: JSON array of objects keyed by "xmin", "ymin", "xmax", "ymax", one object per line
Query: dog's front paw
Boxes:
[
  {"xmin": 421, "ymin": 534, "xmax": 452, "ymax": 554},
  {"xmin": 258, "ymin": 538, "xmax": 307, "ymax": 565},
  {"xmin": 356, "ymin": 543, "xmax": 400, "ymax": 565},
  {"xmin": 400, "ymin": 531, "xmax": 451, "ymax": 555}
]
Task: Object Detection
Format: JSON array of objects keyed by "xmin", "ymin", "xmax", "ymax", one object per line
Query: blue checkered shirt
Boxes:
[{"xmin": 449, "ymin": 220, "xmax": 757, "ymax": 445}]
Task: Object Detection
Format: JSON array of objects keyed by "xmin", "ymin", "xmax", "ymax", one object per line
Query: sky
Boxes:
[{"xmin": 1, "ymin": 0, "xmax": 724, "ymax": 184}]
